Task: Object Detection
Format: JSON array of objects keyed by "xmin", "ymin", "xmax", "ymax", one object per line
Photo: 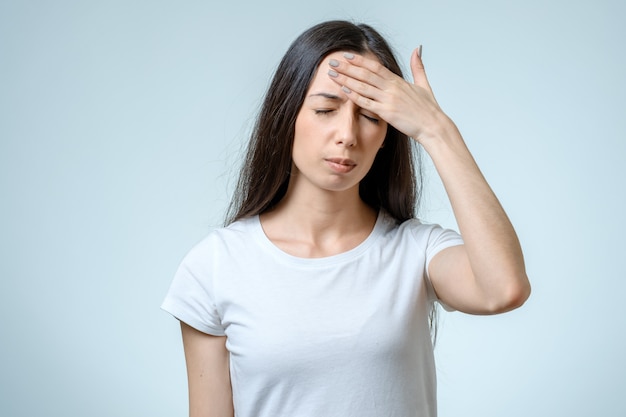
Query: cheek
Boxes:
[
  {"xmin": 362, "ymin": 123, "xmax": 388, "ymax": 149},
  {"xmin": 293, "ymin": 110, "xmax": 319, "ymax": 140},
  {"xmin": 292, "ymin": 113, "xmax": 309, "ymax": 145},
  {"xmin": 292, "ymin": 116, "xmax": 316, "ymax": 164}
]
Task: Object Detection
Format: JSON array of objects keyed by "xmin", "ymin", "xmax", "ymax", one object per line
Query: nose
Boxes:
[{"xmin": 335, "ymin": 112, "xmax": 358, "ymax": 147}]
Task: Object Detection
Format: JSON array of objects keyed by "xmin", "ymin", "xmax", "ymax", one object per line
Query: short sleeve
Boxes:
[
  {"xmin": 161, "ymin": 239, "xmax": 226, "ymax": 336},
  {"xmin": 415, "ymin": 222, "xmax": 464, "ymax": 312}
]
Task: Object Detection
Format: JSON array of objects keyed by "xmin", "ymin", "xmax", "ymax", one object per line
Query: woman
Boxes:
[{"xmin": 162, "ymin": 20, "xmax": 530, "ymax": 417}]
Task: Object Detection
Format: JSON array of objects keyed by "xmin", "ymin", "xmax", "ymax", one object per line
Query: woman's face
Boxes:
[{"xmin": 289, "ymin": 51, "xmax": 388, "ymax": 196}]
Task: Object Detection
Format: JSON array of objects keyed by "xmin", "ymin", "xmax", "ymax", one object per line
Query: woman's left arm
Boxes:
[{"xmin": 329, "ymin": 49, "xmax": 530, "ymax": 314}]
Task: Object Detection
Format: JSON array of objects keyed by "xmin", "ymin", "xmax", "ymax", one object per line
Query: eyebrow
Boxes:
[{"xmin": 307, "ymin": 92, "xmax": 341, "ymax": 100}]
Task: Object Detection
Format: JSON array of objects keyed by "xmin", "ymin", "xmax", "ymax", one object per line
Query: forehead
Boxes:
[{"xmin": 307, "ymin": 50, "xmax": 380, "ymax": 93}]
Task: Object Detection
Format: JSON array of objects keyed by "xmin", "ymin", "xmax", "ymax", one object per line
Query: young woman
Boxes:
[{"xmin": 162, "ymin": 20, "xmax": 530, "ymax": 417}]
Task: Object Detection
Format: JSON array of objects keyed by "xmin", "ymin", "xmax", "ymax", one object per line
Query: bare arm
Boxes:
[
  {"xmin": 423, "ymin": 117, "xmax": 530, "ymax": 314},
  {"xmin": 180, "ymin": 322, "xmax": 233, "ymax": 417},
  {"xmin": 327, "ymin": 49, "xmax": 531, "ymax": 314}
]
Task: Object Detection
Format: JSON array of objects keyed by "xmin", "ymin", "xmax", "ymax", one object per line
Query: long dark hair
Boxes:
[{"xmin": 225, "ymin": 20, "xmax": 423, "ymax": 225}]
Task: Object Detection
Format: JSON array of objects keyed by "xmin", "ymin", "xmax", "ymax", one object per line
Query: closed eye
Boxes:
[
  {"xmin": 361, "ymin": 113, "xmax": 379, "ymax": 124},
  {"xmin": 314, "ymin": 109, "xmax": 334, "ymax": 115}
]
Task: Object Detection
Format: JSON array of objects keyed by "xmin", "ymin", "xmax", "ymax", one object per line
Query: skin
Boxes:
[
  {"xmin": 261, "ymin": 52, "xmax": 389, "ymax": 258},
  {"xmin": 181, "ymin": 48, "xmax": 531, "ymax": 416}
]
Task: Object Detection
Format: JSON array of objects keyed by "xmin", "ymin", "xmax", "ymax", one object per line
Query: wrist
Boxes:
[{"xmin": 415, "ymin": 113, "xmax": 462, "ymax": 151}]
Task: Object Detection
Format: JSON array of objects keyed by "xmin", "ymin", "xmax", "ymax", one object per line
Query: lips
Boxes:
[{"xmin": 325, "ymin": 157, "xmax": 356, "ymax": 173}]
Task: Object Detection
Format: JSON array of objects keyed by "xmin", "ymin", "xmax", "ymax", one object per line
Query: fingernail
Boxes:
[
  {"xmin": 341, "ymin": 86, "xmax": 351, "ymax": 94},
  {"xmin": 329, "ymin": 59, "xmax": 339, "ymax": 67},
  {"xmin": 418, "ymin": 45, "xmax": 423, "ymax": 58},
  {"xmin": 343, "ymin": 52, "xmax": 355, "ymax": 60},
  {"xmin": 328, "ymin": 69, "xmax": 338, "ymax": 77}
]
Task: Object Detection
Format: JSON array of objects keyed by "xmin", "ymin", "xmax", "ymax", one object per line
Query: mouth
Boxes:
[{"xmin": 324, "ymin": 157, "xmax": 357, "ymax": 173}]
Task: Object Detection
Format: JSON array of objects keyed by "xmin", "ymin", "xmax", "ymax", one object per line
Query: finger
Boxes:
[
  {"xmin": 342, "ymin": 52, "xmax": 397, "ymax": 81},
  {"xmin": 410, "ymin": 46, "xmax": 431, "ymax": 90},
  {"xmin": 327, "ymin": 67, "xmax": 384, "ymax": 102},
  {"xmin": 336, "ymin": 83, "xmax": 382, "ymax": 116},
  {"xmin": 329, "ymin": 55, "xmax": 388, "ymax": 91}
]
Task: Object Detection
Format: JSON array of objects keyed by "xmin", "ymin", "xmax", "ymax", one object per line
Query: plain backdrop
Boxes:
[{"xmin": 1, "ymin": 0, "xmax": 624, "ymax": 416}]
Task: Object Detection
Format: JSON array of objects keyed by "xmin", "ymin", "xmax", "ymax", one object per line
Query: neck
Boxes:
[
  {"xmin": 275, "ymin": 181, "xmax": 373, "ymax": 224},
  {"xmin": 259, "ymin": 183, "xmax": 378, "ymax": 258}
]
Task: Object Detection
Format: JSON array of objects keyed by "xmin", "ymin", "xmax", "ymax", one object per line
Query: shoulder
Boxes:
[
  {"xmin": 168, "ymin": 216, "xmax": 261, "ymax": 301},
  {"xmin": 380, "ymin": 212, "xmax": 460, "ymax": 244},
  {"xmin": 181, "ymin": 216, "xmax": 260, "ymax": 265},
  {"xmin": 376, "ymin": 212, "xmax": 464, "ymax": 268}
]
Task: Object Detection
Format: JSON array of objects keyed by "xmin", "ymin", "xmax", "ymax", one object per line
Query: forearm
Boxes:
[{"xmin": 422, "ymin": 117, "xmax": 530, "ymax": 311}]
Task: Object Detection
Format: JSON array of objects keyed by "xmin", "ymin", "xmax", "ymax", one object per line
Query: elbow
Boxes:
[
  {"xmin": 506, "ymin": 277, "xmax": 531, "ymax": 310},
  {"xmin": 485, "ymin": 273, "xmax": 531, "ymax": 314}
]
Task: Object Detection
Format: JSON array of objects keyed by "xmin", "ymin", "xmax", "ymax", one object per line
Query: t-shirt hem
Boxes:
[{"xmin": 161, "ymin": 301, "xmax": 226, "ymax": 336}]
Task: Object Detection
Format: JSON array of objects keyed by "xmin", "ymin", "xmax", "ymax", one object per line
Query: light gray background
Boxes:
[{"xmin": 1, "ymin": 0, "xmax": 624, "ymax": 416}]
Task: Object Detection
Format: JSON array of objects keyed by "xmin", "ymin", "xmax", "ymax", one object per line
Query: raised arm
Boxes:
[
  {"xmin": 180, "ymin": 322, "xmax": 234, "ymax": 417},
  {"xmin": 420, "ymin": 115, "xmax": 530, "ymax": 314},
  {"xmin": 327, "ymin": 48, "xmax": 530, "ymax": 314}
]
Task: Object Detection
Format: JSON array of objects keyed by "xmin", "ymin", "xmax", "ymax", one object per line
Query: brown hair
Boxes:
[{"xmin": 225, "ymin": 20, "xmax": 423, "ymax": 225}]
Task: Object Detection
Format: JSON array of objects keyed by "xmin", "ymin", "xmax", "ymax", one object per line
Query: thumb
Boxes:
[{"xmin": 410, "ymin": 46, "xmax": 429, "ymax": 88}]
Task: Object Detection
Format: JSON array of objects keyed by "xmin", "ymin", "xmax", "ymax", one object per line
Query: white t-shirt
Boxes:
[{"xmin": 162, "ymin": 211, "xmax": 463, "ymax": 417}]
